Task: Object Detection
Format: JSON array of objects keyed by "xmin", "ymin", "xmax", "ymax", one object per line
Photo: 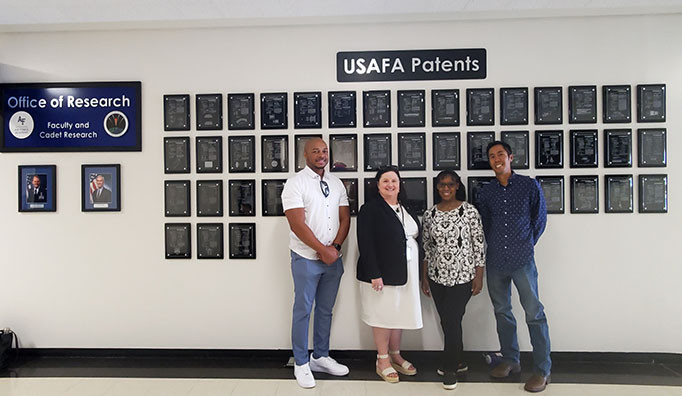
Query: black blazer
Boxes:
[{"xmin": 356, "ymin": 198, "xmax": 423, "ymax": 286}]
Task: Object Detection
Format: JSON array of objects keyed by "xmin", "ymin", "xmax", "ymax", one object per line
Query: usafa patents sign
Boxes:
[
  {"xmin": 0, "ymin": 81, "xmax": 141, "ymax": 152},
  {"xmin": 337, "ymin": 49, "xmax": 486, "ymax": 82}
]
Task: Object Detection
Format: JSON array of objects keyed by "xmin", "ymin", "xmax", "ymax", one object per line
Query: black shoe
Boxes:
[
  {"xmin": 443, "ymin": 372, "xmax": 457, "ymax": 390},
  {"xmin": 437, "ymin": 363, "xmax": 468, "ymax": 376}
]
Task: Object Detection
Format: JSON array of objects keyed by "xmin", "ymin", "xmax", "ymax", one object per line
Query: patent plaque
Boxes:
[
  {"xmin": 262, "ymin": 179, "xmax": 286, "ymax": 216},
  {"xmin": 501, "ymin": 131, "xmax": 529, "ymax": 169},
  {"xmin": 535, "ymin": 130, "xmax": 564, "ymax": 168},
  {"xmin": 330, "ymin": 134, "xmax": 358, "ymax": 171},
  {"xmin": 364, "ymin": 178, "xmax": 376, "ymax": 204},
  {"xmin": 261, "ymin": 92, "xmax": 288, "ymax": 129},
  {"xmin": 433, "ymin": 132, "xmax": 460, "ymax": 170},
  {"xmin": 227, "ymin": 93, "xmax": 255, "ymax": 130},
  {"xmin": 398, "ymin": 133, "xmax": 426, "ymax": 170},
  {"xmin": 637, "ymin": 84, "xmax": 666, "ymax": 122},
  {"xmin": 536, "ymin": 176, "xmax": 564, "ymax": 214},
  {"xmin": 432, "ymin": 89, "xmax": 460, "ymax": 127},
  {"xmin": 195, "ymin": 136, "xmax": 222, "ymax": 173},
  {"xmin": 229, "ymin": 223, "xmax": 256, "ymax": 259},
  {"xmin": 364, "ymin": 134, "xmax": 392, "ymax": 171},
  {"xmin": 196, "ymin": 180, "xmax": 223, "ymax": 217},
  {"xmin": 228, "ymin": 136, "xmax": 255, "ymax": 173},
  {"xmin": 638, "ymin": 129, "xmax": 666, "ymax": 167},
  {"xmin": 570, "ymin": 175, "xmax": 598, "ymax": 214},
  {"xmin": 605, "ymin": 175, "xmax": 633, "ymax": 213},
  {"xmin": 229, "ymin": 179, "xmax": 255, "ymax": 216},
  {"xmin": 604, "ymin": 129, "xmax": 632, "ymax": 167},
  {"xmin": 467, "ymin": 176, "xmax": 495, "ymax": 209},
  {"xmin": 165, "ymin": 223, "xmax": 191, "ymax": 259},
  {"xmin": 568, "ymin": 86, "xmax": 597, "ymax": 124},
  {"xmin": 534, "ymin": 87, "xmax": 562, "ymax": 124},
  {"xmin": 603, "ymin": 85, "xmax": 631, "ymax": 123},
  {"xmin": 261, "ymin": 135, "xmax": 288, "ymax": 172},
  {"xmin": 164, "ymin": 94, "xmax": 190, "ymax": 131},
  {"xmin": 294, "ymin": 134, "xmax": 323, "ymax": 171},
  {"xmin": 569, "ymin": 130, "xmax": 598, "ymax": 168},
  {"xmin": 164, "ymin": 180, "xmax": 190, "ymax": 217},
  {"xmin": 294, "ymin": 92, "xmax": 321, "ymax": 129},
  {"xmin": 639, "ymin": 174, "xmax": 668, "ymax": 213},
  {"xmin": 467, "ymin": 131, "xmax": 494, "ymax": 170},
  {"xmin": 197, "ymin": 223, "xmax": 224, "ymax": 259},
  {"xmin": 363, "ymin": 90, "xmax": 391, "ymax": 127},
  {"xmin": 341, "ymin": 178, "xmax": 359, "ymax": 215},
  {"xmin": 397, "ymin": 90, "xmax": 425, "ymax": 127},
  {"xmin": 164, "ymin": 137, "xmax": 190, "ymax": 174},
  {"xmin": 466, "ymin": 88, "xmax": 494, "ymax": 126},
  {"xmin": 401, "ymin": 178, "xmax": 427, "ymax": 215},
  {"xmin": 196, "ymin": 94, "xmax": 222, "ymax": 130},
  {"xmin": 328, "ymin": 91, "xmax": 356, "ymax": 128},
  {"xmin": 500, "ymin": 88, "xmax": 528, "ymax": 125}
]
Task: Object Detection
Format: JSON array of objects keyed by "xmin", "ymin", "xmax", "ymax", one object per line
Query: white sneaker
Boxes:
[
  {"xmin": 309, "ymin": 354, "xmax": 350, "ymax": 376},
  {"xmin": 294, "ymin": 363, "xmax": 316, "ymax": 388}
]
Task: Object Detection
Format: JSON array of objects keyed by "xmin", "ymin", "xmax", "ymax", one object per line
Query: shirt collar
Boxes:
[
  {"xmin": 303, "ymin": 165, "xmax": 327, "ymax": 181},
  {"xmin": 494, "ymin": 171, "xmax": 518, "ymax": 187}
]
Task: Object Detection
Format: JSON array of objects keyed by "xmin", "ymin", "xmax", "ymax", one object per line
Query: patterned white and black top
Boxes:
[{"xmin": 422, "ymin": 201, "xmax": 486, "ymax": 286}]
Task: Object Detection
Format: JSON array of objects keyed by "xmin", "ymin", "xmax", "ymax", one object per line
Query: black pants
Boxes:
[{"xmin": 429, "ymin": 279, "xmax": 472, "ymax": 373}]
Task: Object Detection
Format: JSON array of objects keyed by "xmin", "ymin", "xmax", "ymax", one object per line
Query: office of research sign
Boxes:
[{"xmin": 337, "ymin": 49, "xmax": 487, "ymax": 82}]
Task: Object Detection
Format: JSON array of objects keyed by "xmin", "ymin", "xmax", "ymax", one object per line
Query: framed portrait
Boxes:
[
  {"xmin": 294, "ymin": 134, "xmax": 323, "ymax": 172},
  {"xmin": 228, "ymin": 135, "xmax": 255, "ymax": 173},
  {"xmin": 363, "ymin": 90, "xmax": 391, "ymax": 128},
  {"xmin": 501, "ymin": 131, "xmax": 529, "ymax": 169},
  {"xmin": 534, "ymin": 87, "xmax": 562, "ymax": 124},
  {"xmin": 330, "ymin": 134, "xmax": 358, "ymax": 171},
  {"xmin": 196, "ymin": 136, "xmax": 222, "ymax": 173},
  {"xmin": 164, "ymin": 180, "xmax": 190, "ymax": 217},
  {"xmin": 164, "ymin": 137, "xmax": 190, "ymax": 174},
  {"xmin": 467, "ymin": 176, "xmax": 495, "ymax": 209},
  {"xmin": 605, "ymin": 174, "xmax": 633, "ymax": 214},
  {"xmin": 18, "ymin": 165, "xmax": 56, "ymax": 212},
  {"xmin": 637, "ymin": 84, "xmax": 666, "ymax": 123},
  {"xmin": 569, "ymin": 130, "xmax": 598, "ymax": 168},
  {"xmin": 261, "ymin": 92, "xmax": 288, "ymax": 129},
  {"xmin": 229, "ymin": 179, "xmax": 255, "ymax": 216},
  {"xmin": 604, "ymin": 129, "xmax": 632, "ymax": 167},
  {"xmin": 570, "ymin": 175, "xmax": 599, "ymax": 214},
  {"xmin": 500, "ymin": 87, "xmax": 528, "ymax": 125},
  {"xmin": 262, "ymin": 179, "xmax": 286, "ymax": 216},
  {"xmin": 467, "ymin": 131, "xmax": 494, "ymax": 170},
  {"xmin": 341, "ymin": 178, "xmax": 358, "ymax": 216},
  {"xmin": 81, "ymin": 164, "xmax": 121, "ymax": 212},
  {"xmin": 197, "ymin": 223, "xmax": 224, "ymax": 259},
  {"xmin": 196, "ymin": 93, "xmax": 223, "ymax": 130},
  {"xmin": 639, "ymin": 174, "xmax": 668, "ymax": 213},
  {"xmin": 568, "ymin": 85, "xmax": 597, "ymax": 124},
  {"xmin": 165, "ymin": 223, "xmax": 191, "ymax": 259},
  {"xmin": 328, "ymin": 91, "xmax": 356, "ymax": 128},
  {"xmin": 261, "ymin": 135, "xmax": 289, "ymax": 172},
  {"xmin": 294, "ymin": 92, "xmax": 322, "ymax": 129},
  {"xmin": 363, "ymin": 134, "xmax": 392, "ymax": 171},
  {"xmin": 397, "ymin": 90, "xmax": 425, "ymax": 127},
  {"xmin": 196, "ymin": 180, "xmax": 223, "ymax": 217},
  {"xmin": 466, "ymin": 88, "xmax": 494, "ymax": 126},
  {"xmin": 398, "ymin": 133, "xmax": 426, "ymax": 171},
  {"xmin": 535, "ymin": 130, "xmax": 564, "ymax": 169},
  {"xmin": 229, "ymin": 223, "xmax": 256, "ymax": 259},
  {"xmin": 603, "ymin": 85, "xmax": 631, "ymax": 123},
  {"xmin": 638, "ymin": 128, "xmax": 666, "ymax": 167},
  {"xmin": 163, "ymin": 94, "xmax": 190, "ymax": 131},
  {"xmin": 401, "ymin": 177, "xmax": 427, "ymax": 215},
  {"xmin": 536, "ymin": 176, "xmax": 564, "ymax": 214},
  {"xmin": 432, "ymin": 132, "xmax": 460, "ymax": 170},
  {"xmin": 227, "ymin": 93, "xmax": 255, "ymax": 130},
  {"xmin": 432, "ymin": 89, "xmax": 460, "ymax": 127}
]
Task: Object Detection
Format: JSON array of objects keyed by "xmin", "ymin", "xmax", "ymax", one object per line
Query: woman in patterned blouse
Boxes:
[{"xmin": 421, "ymin": 169, "xmax": 485, "ymax": 390}]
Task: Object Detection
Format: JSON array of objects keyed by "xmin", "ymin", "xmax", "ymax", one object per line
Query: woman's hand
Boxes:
[
  {"xmin": 420, "ymin": 278, "xmax": 431, "ymax": 297},
  {"xmin": 371, "ymin": 277, "xmax": 384, "ymax": 291},
  {"xmin": 471, "ymin": 267, "xmax": 484, "ymax": 296}
]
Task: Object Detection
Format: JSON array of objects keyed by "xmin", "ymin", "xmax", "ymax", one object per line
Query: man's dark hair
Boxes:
[{"xmin": 486, "ymin": 140, "xmax": 512, "ymax": 156}]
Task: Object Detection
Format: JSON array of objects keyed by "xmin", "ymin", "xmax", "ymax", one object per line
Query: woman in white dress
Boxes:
[{"xmin": 356, "ymin": 166, "xmax": 423, "ymax": 383}]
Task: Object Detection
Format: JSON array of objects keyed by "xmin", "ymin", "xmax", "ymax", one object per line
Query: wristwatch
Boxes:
[{"xmin": 332, "ymin": 243, "xmax": 342, "ymax": 252}]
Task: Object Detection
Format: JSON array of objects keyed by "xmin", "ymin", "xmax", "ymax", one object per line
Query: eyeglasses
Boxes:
[
  {"xmin": 320, "ymin": 180, "xmax": 330, "ymax": 197},
  {"xmin": 437, "ymin": 182, "xmax": 457, "ymax": 189}
]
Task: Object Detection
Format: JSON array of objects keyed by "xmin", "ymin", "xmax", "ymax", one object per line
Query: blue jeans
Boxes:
[
  {"xmin": 486, "ymin": 260, "xmax": 551, "ymax": 376},
  {"xmin": 291, "ymin": 251, "xmax": 344, "ymax": 365}
]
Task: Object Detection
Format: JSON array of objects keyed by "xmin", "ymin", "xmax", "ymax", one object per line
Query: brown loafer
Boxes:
[
  {"xmin": 489, "ymin": 361, "xmax": 521, "ymax": 378},
  {"xmin": 524, "ymin": 374, "xmax": 550, "ymax": 392}
]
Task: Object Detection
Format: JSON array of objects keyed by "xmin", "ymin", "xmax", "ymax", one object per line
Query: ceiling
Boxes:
[{"xmin": 1, "ymin": 0, "xmax": 681, "ymax": 32}]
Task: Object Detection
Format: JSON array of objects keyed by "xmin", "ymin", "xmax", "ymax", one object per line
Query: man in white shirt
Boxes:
[{"xmin": 281, "ymin": 137, "xmax": 351, "ymax": 388}]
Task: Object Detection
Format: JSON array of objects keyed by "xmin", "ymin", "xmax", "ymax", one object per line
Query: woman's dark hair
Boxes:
[
  {"xmin": 367, "ymin": 165, "xmax": 407, "ymax": 203},
  {"xmin": 435, "ymin": 169, "xmax": 466, "ymax": 202}
]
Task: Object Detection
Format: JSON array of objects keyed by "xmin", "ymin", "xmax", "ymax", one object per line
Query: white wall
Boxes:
[{"xmin": 0, "ymin": 13, "xmax": 680, "ymax": 352}]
